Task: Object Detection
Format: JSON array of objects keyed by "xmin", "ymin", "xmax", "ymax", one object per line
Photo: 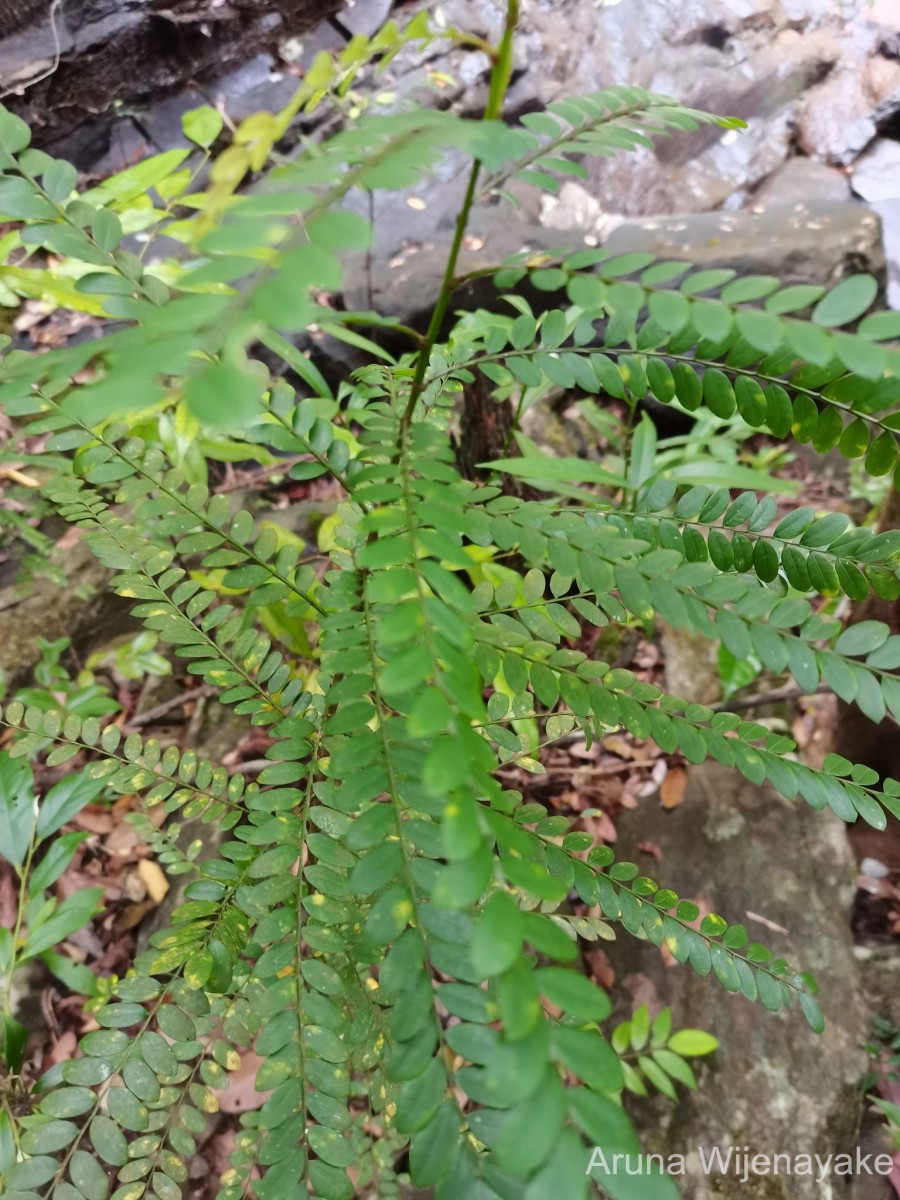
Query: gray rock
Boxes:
[
  {"xmin": 796, "ymin": 55, "xmax": 900, "ymax": 165},
  {"xmin": 72, "ymin": 118, "xmax": 154, "ymax": 183},
  {"xmin": 336, "ymin": 0, "xmax": 394, "ymax": 37},
  {"xmin": 608, "ymin": 761, "xmax": 868, "ymax": 1200},
  {"xmin": 340, "ymin": 153, "xmax": 565, "ymax": 326},
  {"xmin": 490, "ymin": 1, "xmax": 844, "ymax": 217},
  {"xmin": 753, "ymin": 155, "xmax": 852, "ymax": 208},
  {"xmin": 0, "ymin": 537, "xmax": 134, "ymax": 688},
  {"xmin": 201, "ymin": 55, "xmax": 303, "ymax": 129},
  {"xmin": 657, "ymin": 624, "xmax": 723, "ymax": 707},
  {"xmin": 139, "ymin": 88, "xmax": 208, "ymax": 153},
  {"xmin": 851, "ymin": 140, "xmax": 900, "ymax": 308},
  {"xmin": 345, "ymin": 184, "xmax": 885, "ymax": 338},
  {"xmin": 852, "ymin": 139, "xmax": 900, "ymax": 205},
  {"xmin": 872, "ymin": 86, "xmax": 900, "ymax": 135},
  {"xmin": 600, "ymin": 199, "xmax": 885, "ymax": 290},
  {"xmin": 870, "ymin": 199, "xmax": 900, "ymax": 309},
  {"xmin": 598, "ymin": 620, "xmax": 870, "ymax": 1200},
  {"xmin": 1, "ymin": 0, "xmax": 342, "ymax": 159}
]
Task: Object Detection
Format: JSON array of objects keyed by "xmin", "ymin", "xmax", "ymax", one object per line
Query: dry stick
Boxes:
[
  {"xmin": 498, "ymin": 759, "xmax": 651, "ymax": 784},
  {"xmin": 714, "ymin": 683, "xmax": 832, "ymax": 712},
  {"xmin": 125, "ymin": 684, "xmax": 217, "ymax": 729}
]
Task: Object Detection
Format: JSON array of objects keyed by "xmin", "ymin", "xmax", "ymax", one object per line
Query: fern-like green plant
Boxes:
[{"xmin": 1, "ymin": 4, "xmax": 900, "ymax": 1198}]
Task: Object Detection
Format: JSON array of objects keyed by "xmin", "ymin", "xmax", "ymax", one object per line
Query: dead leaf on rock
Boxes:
[
  {"xmin": 580, "ymin": 809, "xmax": 617, "ymax": 844},
  {"xmin": 72, "ymin": 806, "xmax": 114, "ymax": 835},
  {"xmin": 218, "ymin": 1051, "xmax": 268, "ymax": 1114},
  {"xmin": 617, "ymin": 787, "xmax": 638, "ymax": 810},
  {"xmin": 660, "ymin": 766, "xmax": 688, "ymax": 810},
  {"xmin": 583, "ymin": 946, "xmax": 615, "ymax": 990},
  {"xmin": 636, "ymin": 757, "xmax": 668, "ymax": 798},
  {"xmin": 602, "ymin": 734, "xmax": 638, "ymax": 760},
  {"xmin": 137, "ymin": 860, "xmax": 169, "ymax": 904},
  {"xmin": 637, "ymin": 840, "xmax": 663, "ymax": 865},
  {"xmin": 40, "ymin": 1029, "xmax": 77, "ymax": 1074},
  {"xmin": 105, "ymin": 818, "xmax": 143, "ymax": 858},
  {"xmin": 115, "ymin": 900, "xmax": 156, "ymax": 935}
]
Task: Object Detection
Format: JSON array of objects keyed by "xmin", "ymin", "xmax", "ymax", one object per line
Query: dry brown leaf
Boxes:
[
  {"xmin": 136, "ymin": 860, "xmax": 169, "ymax": 904},
  {"xmin": 583, "ymin": 946, "xmax": 615, "ymax": 990},
  {"xmin": 580, "ymin": 810, "xmax": 617, "ymax": 844},
  {"xmin": 73, "ymin": 806, "xmax": 114, "ymax": 835},
  {"xmin": 218, "ymin": 1051, "xmax": 268, "ymax": 1114},
  {"xmin": 122, "ymin": 871, "xmax": 147, "ymax": 902},
  {"xmin": 660, "ymin": 766, "xmax": 687, "ymax": 810},
  {"xmin": 40, "ymin": 1029, "xmax": 77, "ymax": 1072},
  {"xmin": 602, "ymin": 734, "xmax": 638, "ymax": 760},
  {"xmin": 637, "ymin": 840, "xmax": 663, "ymax": 864},
  {"xmin": 104, "ymin": 821, "xmax": 142, "ymax": 857},
  {"xmin": 115, "ymin": 900, "xmax": 156, "ymax": 934}
]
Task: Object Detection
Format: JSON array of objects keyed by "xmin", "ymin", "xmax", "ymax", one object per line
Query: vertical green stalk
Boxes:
[
  {"xmin": 1, "ymin": 840, "xmax": 35, "ymax": 1073},
  {"xmin": 485, "ymin": 0, "xmax": 520, "ymax": 123},
  {"xmin": 402, "ymin": 0, "xmax": 520, "ymax": 426}
]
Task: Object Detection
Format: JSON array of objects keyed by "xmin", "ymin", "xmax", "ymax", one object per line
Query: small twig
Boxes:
[
  {"xmin": 211, "ymin": 456, "xmax": 309, "ymax": 495},
  {"xmin": 125, "ymin": 684, "xmax": 216, "ymax": 729},
  {"xmin": 0, "ymin": 0, "xmax": 62, "ymax": 101},
  {"xmin": 183, "ymin": 693, "xmax": 208, "ymax": 748},
  {"xmin": 365, "ymin": 190, "xmax": 374, "ymax": 310},
  {"xmin": 228, "ymin": 758, "xmax": 270, "ymax": 775},
  {"xmin": 713, "ymin": 684, "xmax": 832, "ymax": 712},
  {"xmin": 497, "ymin": 759, "xmax": 649, "ymax": 785},
  {"xmin": 746, "ymin": 910, "xmax": 790, "ymax": 937}
]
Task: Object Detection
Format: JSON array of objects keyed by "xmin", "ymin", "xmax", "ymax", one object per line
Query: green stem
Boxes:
[
  {"xmin": 401, "ymin": 0, "xmax": 520, "ymax": 427},
  {"xmin": 2, "ymin": 839, "xmax": 36, "ymax": 1023},
  {"xmin": 501, "ymin": 385, "xmax": 527, "ymax": 456},
  {"xmin": 485, "ymin": 0, "xmax": 520, "ymax": 122},
  {"xmin": 401, "ymin": 161, "xmax": 481, "ymax": 427}
]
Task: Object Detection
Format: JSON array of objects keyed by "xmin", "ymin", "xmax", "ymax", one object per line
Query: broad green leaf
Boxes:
[
  {"xmin": 36, "ymin": 770, "xmax": 107, "ymax": 840},
  {"xmin": 667, "ymin": 1029, "xmax": 719, "ymax": 1056},
  {"xmin": 182, "ymin": 106, "xmax": 224, "ymax": 148},
  {"xmin": 485, "ymin": 456, "xmax": 624, "ymax": 487},
  {"xmin": 812, "ymin": 274, "xmax": 878, "ymax": 327},
  {"xmin": 628, "ymin": 413, "xmax": 658, "ymax": 491},
  {"xmin": 0, "ymin": 756, "xmax": 36, "ymax": 867},
  {"xmin": 471, "ymin": 892, "xmax": 524, "ymax": 978},
  {"xmin": 409, "ymin": 1101, "xmax": 461, "ymax": 1186},
  {"xmin": 834, "ymin": 620, "xmax": 889, "ymax": 657},
  {"xmin": 185, "ymin": 362, "xmax": 263, "ymax": 427},
  {"xmin": 533, "ymin": 967, "xmax": 611, "ymax": 1021}
]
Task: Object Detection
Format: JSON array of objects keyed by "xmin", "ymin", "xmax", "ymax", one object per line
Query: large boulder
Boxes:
[
  {"xmin": 456, "ymin": 0, "xmax": 875, "ymax": 216},
  {"xmin": 851, "ymin": 139, "xmax": 900, "ymax": 308},
  {"xmin": 0, "ymin": 536, "xmax": 133, "ymax": 687},
  {"xmin": 601, "ymin": 199, "xmax": 886, "ymax": 290},
  {"xmin": 607, "ymin": 761, "xmax": 869, "ymax": 1200},
  {"xmin": 343, "ymin": 182, "xmax": 886, "ymax": 335},
  {"xmin": 600, "ymin": 603, "xmax": 871, "ymax": 1200}
]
